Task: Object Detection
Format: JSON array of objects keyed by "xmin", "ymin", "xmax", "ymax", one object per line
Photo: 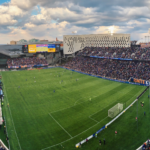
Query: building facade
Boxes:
[
  {"xmin": 63, "ymin": 33, "xmax": 130, "ymax": 55},
  {"xmin": 10, "ymin": 41, "xmax": 17, "ymax": 45}
]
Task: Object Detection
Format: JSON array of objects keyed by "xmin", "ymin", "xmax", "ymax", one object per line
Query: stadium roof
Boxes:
[{"xmin": 0, "ymin": 45, "xmax": 24, "ymax": 58}]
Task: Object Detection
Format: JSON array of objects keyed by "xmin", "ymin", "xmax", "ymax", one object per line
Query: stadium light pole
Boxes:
[{"xmin": 108, "ymin": 31, "xmax": 113, "ymax": 48}]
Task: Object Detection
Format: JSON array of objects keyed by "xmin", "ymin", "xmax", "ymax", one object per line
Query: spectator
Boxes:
[
  {"xmin": 63, "ymin": 57, "xmax": 150, "ymax": 81},
  {"xmin": 77, "ymin": 46, "xmax": 150, "ymax": 61},
  {"xmin": 7, "ymin": 57, "xmax": 48, "ymax": 68}
]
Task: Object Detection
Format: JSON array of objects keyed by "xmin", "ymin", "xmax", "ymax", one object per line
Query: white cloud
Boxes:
[
  {"xmin": 0, "ymin": 0, "xmax": 150, "ymax": 44},
  {"xmin": 0, "ymin": 14, "xmax": 17, "ymax": 26},
  {"xmin": 24, "ymin": 23, "xmax": 36, "ymax": 28},
  {"xmin": 0, "ymin": 3, "xmax": 31, "ymax": 28}
]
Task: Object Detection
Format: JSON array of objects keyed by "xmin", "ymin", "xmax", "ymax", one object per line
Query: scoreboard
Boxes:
[{"xmin": 22, "ymin": 44, "xmax": 60, "ymax": 53}]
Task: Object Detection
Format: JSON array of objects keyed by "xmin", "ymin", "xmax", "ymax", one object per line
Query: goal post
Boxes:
[{"xmin": 108, "ymin": 103, "xmax": 123, "ymax": 118}]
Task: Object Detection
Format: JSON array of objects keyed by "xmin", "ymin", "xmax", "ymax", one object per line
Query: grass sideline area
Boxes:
[{"xmin": 1, "ymin": 68, "xmax": 148, "ymax": 150}]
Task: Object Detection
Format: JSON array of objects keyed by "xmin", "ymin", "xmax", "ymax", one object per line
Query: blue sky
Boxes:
[
  {"xmin": 0, "ymin": 0, "xmax": 150, "ymax": 44},
  {"xmin": 0, "ymin": 0, "xmax": 9, "ymax": 4}
]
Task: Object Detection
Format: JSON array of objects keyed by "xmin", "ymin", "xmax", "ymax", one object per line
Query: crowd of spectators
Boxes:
[
  {"xmin": 77, "ymin": 47, "xmax": 150, "ymax": 60},
  {"xmin": 7, "ymin": 57, "xmax": 48, "ymax": 67},
  {"xmin": 142, "ymin": 139, "xmax": 150, "ymax": 150},
  {"xmin": 63, "ymin": 57, "xmax": 150, "ymax": 81},
  {"xmin": 0, "ymin": 144, "xmax": 6, "ymax": 150}
]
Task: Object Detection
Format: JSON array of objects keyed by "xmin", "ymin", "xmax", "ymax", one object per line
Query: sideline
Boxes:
[
  {"xmin": 49, "ymin": 113, "xmax": 72, "ymax": 138},
  {"xmin": 2, "ymin": 74, "xmax": 22, "ymax": 150},
  {"xmin": 41, "ymin": 116, "xmax": 108, "ymax": 150}
]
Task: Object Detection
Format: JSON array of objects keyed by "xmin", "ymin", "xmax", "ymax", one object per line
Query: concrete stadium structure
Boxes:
[{"xmin": 63, "ymin": 33, "xmax": 130, "ymax": 55}]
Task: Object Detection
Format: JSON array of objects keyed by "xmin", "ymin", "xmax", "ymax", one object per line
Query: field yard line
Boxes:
[
  {"xmin": 49, "ymin": 113, "xmax": 72, "ymax": 138},
  {"xmin": 2, "ymin": 81, "xmax": 22, "ymax": 150},
  {"xmin": 41, "ymin": 116, "xmax": 108, "ymax": 150}
]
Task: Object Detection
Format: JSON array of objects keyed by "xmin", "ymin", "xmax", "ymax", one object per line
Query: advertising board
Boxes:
[
  {"xmin": 36, "ymin": 44, "xmax": 48, "ymax": 52},
  {"xmin": 28, "ymin": 45, "xmax": 36, "ymax": 53}
]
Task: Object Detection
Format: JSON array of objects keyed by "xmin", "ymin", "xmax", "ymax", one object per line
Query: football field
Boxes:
[{"xmin": 1, "ymin": 68, "xmax": 148, "ymax": 150}]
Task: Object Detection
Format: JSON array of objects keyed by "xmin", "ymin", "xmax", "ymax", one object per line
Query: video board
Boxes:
[
  {"xmin": 22, "ymin": 45, "xmax": 28, "ymax": 53},
  {"xmin": 48, "ymin": 44, "xmax": 56, "ymax": 52},
  {"xmin": 27, "ymin": 44, "xmax": 58, "ymax": 53},
  {"xmin": 36, "ymin": 44, "xmax": 48, "ymax": 52},
  {"xmin": 28, "ymin": 45, "xmax": 36, "ymax": 53}
]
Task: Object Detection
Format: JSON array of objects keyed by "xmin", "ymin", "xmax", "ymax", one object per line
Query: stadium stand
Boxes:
[
  {"xmin": 7, "ymin": 57, "xmax": 48, "ymax": 68},
  {"xmin": 0, "ymin": 140, "xmax": 8, "ymax": 150},
  {"xmin": 136, "ymin": 139, "xmax": 150, "ymax": 150},
  {"xmin": 63, "ymin": 57, "xmax": 150, "ymax": 81},
  {"xmin": 77, "ymin": 47, "xmax": 150, "ymax": 60},
  {"xmin": 0, "ymin": 97, "xmax": 2, "ymax": 126}
]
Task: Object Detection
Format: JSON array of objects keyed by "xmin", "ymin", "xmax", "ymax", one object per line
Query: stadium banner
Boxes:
[
  {"xmin": 8, "ymin": 64, "xmax": 48, "ymax": 69},
  {"xmin": 59, "ymin": 67, "xmax": 148, "ymax": 86},
  {"xmin": 8, "ymin": 66, "xmax": 19, "ymax": 69},
  {"xmin": 48, "ymin": 44, "xmax": 56, "ymax": 52},
  {"xmin": 28, "ymin": 45, "xmax": 36, "ymax": 53},
  {"xmin": 90, "ymin": 56, "xmax": 132, "ymax": 61},
  {"xmin": 130, "ymin": 78, "xmax": 150, "ymax": 86},
  {"xmin": 36, "ymin": 44, "xmax": 48, "ymax": 52},
  {"xmin": 96, "ymin": 125, "xmax": 105, "ymax": 134}
]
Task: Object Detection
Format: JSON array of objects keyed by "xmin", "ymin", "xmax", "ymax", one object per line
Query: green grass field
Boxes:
[{"xmin": 0, "ymin": 67, "xmax": 149, "ymax": 150}]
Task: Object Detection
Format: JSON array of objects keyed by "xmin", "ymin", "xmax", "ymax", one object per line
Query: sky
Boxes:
[{"xmin": 0, "ymin": 0, "xmax": 150, "ymax": 44}]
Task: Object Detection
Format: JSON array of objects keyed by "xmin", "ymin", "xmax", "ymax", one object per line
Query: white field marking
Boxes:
[
  {"xmin": 2, "ymin": 79, "xmax": 22, "ymax": 150},
  {"xmin": 50, "ymin": 86, "xmax": 138, "ymax": 114},
  {"xmin": 125, "ymin": 88, "xmax": 144, "ymax": 104},
  {"xmin": 5, "ymin": 75, "xmax": 84, "ymax": 89},
  {"xmin": 50, "ymin": 97, "xmax": 92, "ymax": 114},
  {"xmin": 41, "ymin": 116, "xmax": 108, "ymax": 150},
  {"xmin": 89, "ymin": 88, "xmax": 143, "ymax": 118},
  {"xmin": 74, "ymin": 95, "xmax": 98, "ymax": 106},
  {"xmin": 74, "ymin": 97, "xmax": 87, "ymax": 106},
  {"xmin": 73, "ymin": 83, "xmax": 136, "ymax": 106},
  {"xmin": 89, "ymin": 116, "xmax": 99, "ymax": 123},
  {"xmin": 49, "ymin": 113, "xmax": 72, "ymax": 138}
]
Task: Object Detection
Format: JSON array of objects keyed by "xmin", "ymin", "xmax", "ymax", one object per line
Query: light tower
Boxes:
[{"xmin": 108, "ymin": 26, "xmax": 114, "ymax": 47}]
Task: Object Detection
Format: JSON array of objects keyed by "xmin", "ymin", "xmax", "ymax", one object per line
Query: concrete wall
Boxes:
[{"xmin": 63, "ymin": 33, "xmax": 130, "ymax": 54}]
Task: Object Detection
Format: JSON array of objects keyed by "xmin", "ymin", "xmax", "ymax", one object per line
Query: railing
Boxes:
[{"xmin": 0, "ymin": 139, "xmax": 9, "ymax": 150}]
